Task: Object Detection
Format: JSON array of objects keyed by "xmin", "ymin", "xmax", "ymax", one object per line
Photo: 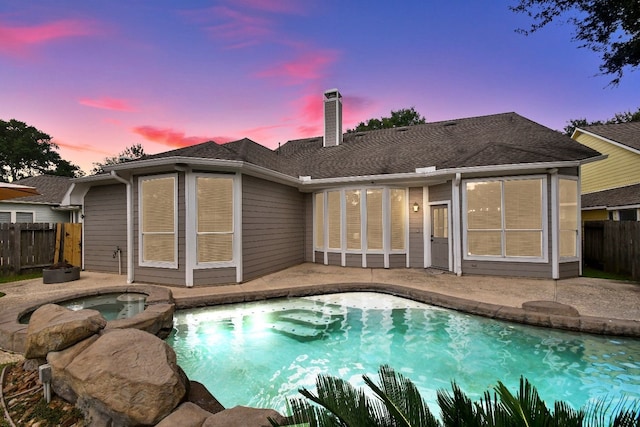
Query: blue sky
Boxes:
[{"xmin": 1, "ymin": 0, "xmax": 638, "ymax": 173}]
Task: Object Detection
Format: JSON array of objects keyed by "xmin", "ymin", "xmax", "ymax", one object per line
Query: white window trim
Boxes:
[
  {"xmin": 138, "ymin": 173, "xmax": 178, "ymax": 269},
  {"xmin": 558, "ymin": 176, "xmax": 580, "ymax": 262},
  {"xmin": 462, "ymin": 175, "xmax": 549, "ymax": 263},
  {"xmin": 191, "ymin": 172, "xmax": 240, "ymax": 269}
]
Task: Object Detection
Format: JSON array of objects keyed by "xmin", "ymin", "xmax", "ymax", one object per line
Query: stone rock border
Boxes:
[{"xmin": 0, "ymin": 285, "xmax": 173, "ymax": 353}]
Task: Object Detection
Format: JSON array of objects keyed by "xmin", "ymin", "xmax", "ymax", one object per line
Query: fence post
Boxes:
[{"xmin": 12, "ymin": 223, "xmax": 22, "ymax": 275}]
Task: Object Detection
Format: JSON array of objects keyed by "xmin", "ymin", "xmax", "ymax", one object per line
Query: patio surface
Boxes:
[{"xmin": 1, "ymin": 263, "xmax": 639, "ymax": 362}]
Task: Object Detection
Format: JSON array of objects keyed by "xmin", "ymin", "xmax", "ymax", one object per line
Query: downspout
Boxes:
[
  {"xmin": 452, "ymin": 173, "xmax": 462, "ymax": 276},
  {"xmin": 111, "ymin": 171, "xmax": 134, "ymax": 284}
]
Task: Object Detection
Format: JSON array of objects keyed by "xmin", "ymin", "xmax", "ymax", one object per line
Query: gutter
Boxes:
[{"xmin": 110, "ymin": 171, "xmax": 134, "ymax": 284}]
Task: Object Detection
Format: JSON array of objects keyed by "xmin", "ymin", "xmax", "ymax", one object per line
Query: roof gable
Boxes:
[{"xmin": 579, "ymin": 122, "xmax": 640, "ymax": 153}]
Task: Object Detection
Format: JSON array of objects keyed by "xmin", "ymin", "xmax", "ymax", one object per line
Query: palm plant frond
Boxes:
[
  {"xmin": 297, "ymin": 374, "xmax": 379, "ymax": 427},
  {"xmin": 494, "ymin": 377, "xmax": 551, "ymax": 427},
  {"xmin": 437, "ymin": 382, "xmax": 483, "ymax": 427},
  {"xmin": 584, "ymin": 396, "xmax": 640, "ymax": 427},
  {"xmin": 363, "ymin": 364, "xmax": 440, "ymax": 427}
]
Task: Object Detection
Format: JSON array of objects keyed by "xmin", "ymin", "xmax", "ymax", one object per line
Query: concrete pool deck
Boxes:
[{"xmin": 1, "ymin": 263, "xmax": 639, "ymax": 361}]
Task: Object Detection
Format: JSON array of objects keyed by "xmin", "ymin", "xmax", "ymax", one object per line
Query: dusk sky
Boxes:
[{"xmin": 2, "ymin": 1, "xmax": 638, "ymax": 174}]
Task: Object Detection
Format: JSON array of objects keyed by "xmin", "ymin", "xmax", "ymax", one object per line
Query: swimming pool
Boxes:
[{"xmin": 167, "ymin": 292, "xmax": 640, "ymax": 413}]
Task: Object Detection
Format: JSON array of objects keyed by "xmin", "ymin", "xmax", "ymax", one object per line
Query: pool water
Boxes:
[
  {"xmin": 167, "ymin": 292, "xmax": 640, "ymax": 413},
  {"xmin": 20, "ymin": 293, "xmax": 148, "ymax": 324}
]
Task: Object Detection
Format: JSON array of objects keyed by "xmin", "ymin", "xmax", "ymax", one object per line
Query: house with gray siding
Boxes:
[
  {"xmin": 65, "ymin": 89, "xmax": 602, "ymax": 286},
  {"xmin": 0, "ymin": 175, "xmax": 80, "ymax": 223}
]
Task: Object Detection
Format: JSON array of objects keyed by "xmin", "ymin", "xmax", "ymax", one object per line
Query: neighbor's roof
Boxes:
[
  {"xmin": 10, "ymin": 175, "xmax": 73, "ymax": 204},
  {"xmin": 580, "ymin": 122, "xmax": 640, "ymax": 152},
  {"xmin": 130, "ymin": 112, "xmax": 601, "ymax": 180},
  {"xmin": 278, "ymin": 112, "xmax": 601, "ymax": 179},
  {"xmin": 582, "ymin": 183, "xmax": 640, "ymax": 209}
]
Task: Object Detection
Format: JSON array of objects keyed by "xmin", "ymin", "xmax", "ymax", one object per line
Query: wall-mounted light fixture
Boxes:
[{"xmin": 413, "ymin": 202, "xmax": 420, "ymax": 213}]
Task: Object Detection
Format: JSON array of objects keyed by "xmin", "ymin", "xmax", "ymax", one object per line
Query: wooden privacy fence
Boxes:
[
  {"xmin": 583, "ymin": 220, "xmax": 640, "ymax": 281},
  {"xmin": 0, "ymin": 223, "xmax": 81, "ymax": 276}
]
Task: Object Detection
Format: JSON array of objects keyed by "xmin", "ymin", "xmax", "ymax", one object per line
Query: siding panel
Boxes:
[
  {"xmin": 242, "ymin": 175, "xmax": 305, "ymax": 281},
  {"xmin": 408, "ymin": 187, "xmax": 424, "ymax": 268},
  {"xmin": 576, "ymin": 133, "xmax": 640, "ymax": 193},
  {"xmin": 83, "ymin": 184, "xmax": 127, "ymax": 274}
]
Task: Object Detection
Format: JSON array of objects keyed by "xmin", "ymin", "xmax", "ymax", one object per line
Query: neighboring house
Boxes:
[
  {"xmin": 0, "ymin": 175, "xmax": 80, "ymax": 223},
  {"xmin": 66, "ymin": 89, "xmax": 601, "ymax": 286},
  {"xmin": 572, "ymin": 122, "xmax": 640, "ymax": 222}
]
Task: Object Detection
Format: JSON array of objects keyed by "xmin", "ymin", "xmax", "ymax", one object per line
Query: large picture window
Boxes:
[
  {"xmin": 140, "ymin": 174, "xmax": 177, "ymax": 267},
  {"xmin": 196, "ymin": 176, "xmax": 234, "ymax": 263},
  {"xmin": 465, "ymin": 177, "xmax": 544, "ymax": 260}
]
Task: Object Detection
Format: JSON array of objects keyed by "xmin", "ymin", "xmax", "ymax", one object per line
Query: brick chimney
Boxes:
[{"xmin": 323, "ymin": 89, "xmax": 342, "ymax": 147}]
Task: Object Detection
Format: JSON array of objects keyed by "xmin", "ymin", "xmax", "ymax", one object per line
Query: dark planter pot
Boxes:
[{"xmin": 43, "ymin": 266, "xmax": 80, "ymax": 284}]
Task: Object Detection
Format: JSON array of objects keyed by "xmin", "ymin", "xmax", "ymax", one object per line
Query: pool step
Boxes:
[
  {"xmin": 277, "ymin": 310, "xmax": 342, "ymax": 327},
  {"xmin": 270, "ymin": 322, "xmax": 325, "ymax": 340},
  {"xmin": 270, "ymin": 308, "xmax": 344, "ymax": 341}
]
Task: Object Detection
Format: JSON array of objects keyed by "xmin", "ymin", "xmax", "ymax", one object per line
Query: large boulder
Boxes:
[
  {"xmin": 24, "ymin": 304, "xmax": 106, "ymax": 359},
  {"xmin": 156, "ymin": 402, "xmax": 213, "ymax": 427},
  {"xmin": 59, "ymin": 328, "xmax": 187, "ymax": 426},
  {"xmin": 47, "ymin": 335, "xmax": 99, "ymax": 403}
]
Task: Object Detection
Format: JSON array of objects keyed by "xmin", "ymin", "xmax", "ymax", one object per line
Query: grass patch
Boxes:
[
  {"xmin": 0, "ymin": 271, "xmax": 42, "ymax": 285},
  {"xmin": 582, "ymin": 266, "xmax": 636, "ymax": 282}
]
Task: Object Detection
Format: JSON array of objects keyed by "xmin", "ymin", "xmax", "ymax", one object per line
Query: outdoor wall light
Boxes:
[{"xmin": 413, "ymin": 202, "xmax": 420, "ymax": 213}]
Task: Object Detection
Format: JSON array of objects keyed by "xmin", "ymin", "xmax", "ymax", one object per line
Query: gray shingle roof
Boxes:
[
  {"xmin": 143, "ymin": 139, "xmax": 286, "ymax": 172},
  {"xmin": 582, "ymin": 183, "xmax": 640, "ymax": 209},
  {"xmin": 124, "ymin": 112, "xmax": 601, "ymax": 180},
  {"xmin": 11, "ymin": 175, "xmax": 73, "ymax": 204},
  {"xmin": 581, "ymin": 122, "xmax": 640, "ymax": 152},
  {"xmin": 278, "ymin": 112, "xmax": 600, "ymax": 179}
]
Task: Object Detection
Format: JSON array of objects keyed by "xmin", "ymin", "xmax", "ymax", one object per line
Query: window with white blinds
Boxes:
[
  {"xmin": 140, "ymin": 175, "xmax": 177, "ymax": 266},
  {"xmin": 314, "ymin": 188, "xmax": 407, "ymax": 255},
  {"xmin": 559, "ymin": 178, "xmax": 578, "ymax": 258},
  {"xmin": 390, "ymin": 189, "xmax": 406, "ymax": 251},
  {"xmin": 345, "ymin": 190, "xmax": 361, "ymax": 250},
  {"xmin": 327, "ymin": 191, "xmax": 341, "ymax": 249},
  {"xmin": 366, "ymin": 189, "xmax": 383, "ymax": 250},
  {"xmin": 314, "ymin": 193, "xmax": 324, "ymax": 249},
  {"xmin": 466, "ymin": 178, "xmax": 544, "ymax": 259},
  {"xmin": 196, "ymin": 176, "xmax": 234, "ymax": 263}
]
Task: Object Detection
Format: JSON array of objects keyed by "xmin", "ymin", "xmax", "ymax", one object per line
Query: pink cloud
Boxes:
[
  {"xmin": 79, "ymin": 97, "xmax": 137, "ymax": 112},
  {"xmin": 0, "ymin": 19, "xmax": 97, "ymax": 56},
  {"xmin": 53, "ymin": 138, "xmax": 112, "ymax": 156},
  {"xmin": 256, "ymin": 49, "xmax": 339, "ymax": 84},
  {"xmin": 132, "ymin": 125, "xmax": 234, "ymax": 148}
]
